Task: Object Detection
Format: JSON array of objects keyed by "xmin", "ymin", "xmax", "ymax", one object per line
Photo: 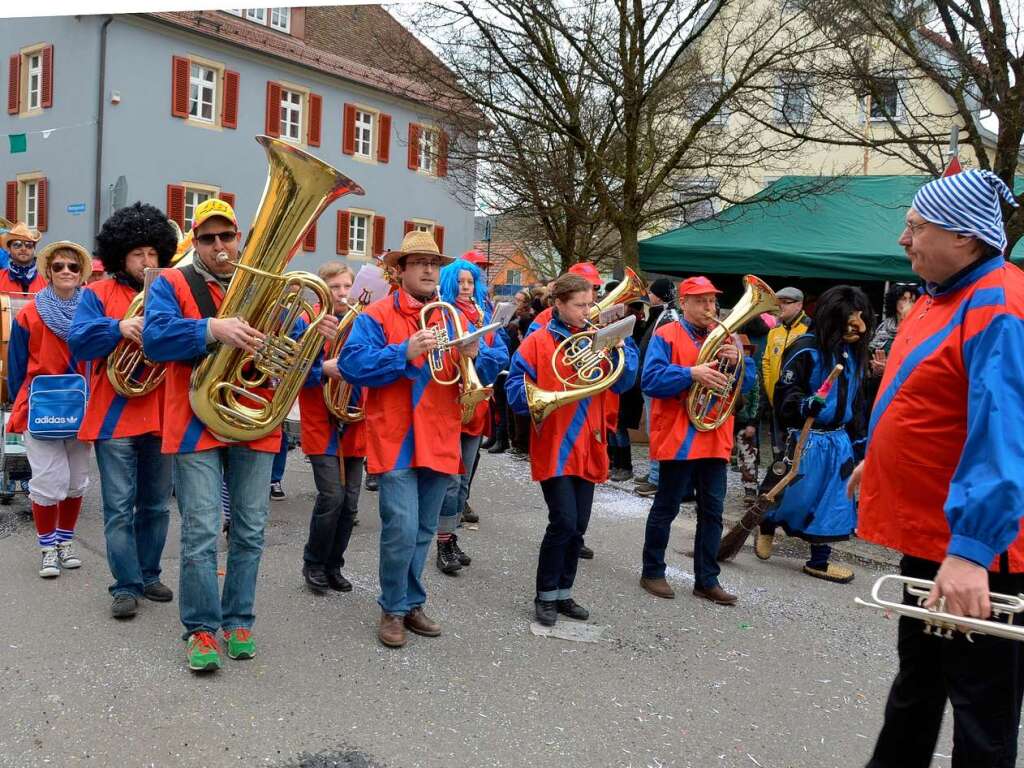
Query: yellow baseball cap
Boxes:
[{"xmin": 191, "ymin": 198, "xmax": 238, "ymax": 232}]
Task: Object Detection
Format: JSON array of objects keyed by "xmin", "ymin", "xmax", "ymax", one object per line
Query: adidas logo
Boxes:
[{"xmin": 33, "ymin": 415, "xmax": 79, "ymax": 425}]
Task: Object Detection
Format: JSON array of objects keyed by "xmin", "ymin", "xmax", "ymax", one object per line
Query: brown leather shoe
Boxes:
[
  {"xmin": 639, "ymin": 577, "xmax": 675, "ymax": 599},
  {"xmin": 403, "ymin": 606, "xmax": 441, "ymax": 637},
  {"xmin": 693, "ymin": 585, "xmax": 738, "ymax": 606},
  {"xmin": 378, "ymin": 612, "xmax": 407, "ymax": 648}
]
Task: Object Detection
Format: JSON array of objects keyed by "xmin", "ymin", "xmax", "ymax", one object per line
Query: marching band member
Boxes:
[
  {"xmin": 754, "ymin": 286, "xmax": 873, "ymax": 583},
  {"xmin": 339, "ymin": 231, "xmax": 503, "ymax": 648},
  {"xmin": 69, "ymin": 203, "xmax": 177, "ymax": 619},
  {"xmin": 434, "ymin": 257, "xmax": 508, "ymax": 574},
  {"xmin": 0, "ymin": 222, "xmax": 47, "ymax": 294},
  {"xmin": 298, "ymin": 262, "xmax": 362, "ymax": 594},
  {"xmin": 638, "ymin": 276, "xmax": 753, "ymax": 606},
  {"xmin": 7, "ymin": 242, "xmax": 91, "ymax": 578},
  {"xmin": 506, "ymin": 273, "xmax": 638, "ymax": 627},
  {"xmin": 849, "ymin": 170, "xmax": 1024, "ymax": 767}
]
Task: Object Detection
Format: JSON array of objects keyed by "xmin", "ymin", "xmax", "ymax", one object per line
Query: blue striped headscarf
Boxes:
[{"xmin": 913, "ymin": 169, "xmax": 1019, "ymax": 255}]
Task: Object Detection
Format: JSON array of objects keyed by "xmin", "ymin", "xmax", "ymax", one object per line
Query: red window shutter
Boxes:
[
  {"xmin": 218, "ymin": 192, "xmax": 236, "ymax": 210},
  {"xmin": 404, "ymin": 220, "xmax": 414, "ymax": 236},
  {"xmin": 336, "ymin": 211, "xmax": 350, "ymax": 255},
  {"xmin": 377, "ymin": 113, "xmax": 391, "ymax": 163},
  {"xmin": 303, "ymin": 222, "xmax": 316, "ymax": 252},
  {"xmin": 222, "ymin": 70, "xmax": 240, "ymax": 129},
  {"xmin": 407, "ymin": 123, "xmax": 420, "ymax": 170},
  {"xmin": 265, "ymin": 81, "xmax": 281, "ymax": 137},
  {"xmin": 40, "ymin": 45, "xmax": 53, "ymax": 109},
  {"xmin": 8, "ymin": 54, "xmax": 20, "ymax": 115},
  {"xmin": 437, "ymin": 131, "xmax": 449, "ymax": 177},
  {"xmin": 36, "ymin": 177, "xmax": 48, "ymax": 233},
  {"xmin": 372, "ymin": 215, "xmax": 386, "ymax": 256},
  {"xmin": 433, "ymin": 224, "xmax": 444, "ymax": 253},
  {"xmin": 342, "ymin": 103, "xmax": 355, "ymax": 155},
  {"xmin": 5, "ymin": 181, "xmax": 17, "ymax": 222},
  {"xmin": 171, "ymin": 56, "xmax": 190, "ymax": 118},
  {"xmin": 166, "ymin": 184, "xmax": 186, "ymax": 229},
  {"xmin": 307, "ymin": 92, "xmax": 322, "ymax": 147}
]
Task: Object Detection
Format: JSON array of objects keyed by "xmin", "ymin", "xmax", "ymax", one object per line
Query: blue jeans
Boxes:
[
  {"xmin": 174, "ymin": 446, "xmax": 274, "ymax": 639},
  {"xmin": 377, "ymin": 468, "xmax": 449, "ymax": 615},
  {"xmin": 438, "ymin": 433, "xmax": 482, "ymax": 534},
  {"xmin": 271, "ymin": 432, "xmax": 289, "ymax": 484},
  {"xmin": 643, "ymin": 395, "xmax": 659, "ymax": 485},
  {"xmin": 94, "ymin": 435, "xmax": 172, "ymax": 597},
  {"xmin": 642, "ymin": 458, "xmax": 726, "ymax": 590}
]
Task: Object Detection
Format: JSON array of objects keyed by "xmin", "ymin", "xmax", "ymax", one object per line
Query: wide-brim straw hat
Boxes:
[
  {"xmin": 382, "ymin": 230, "xmax": 454, "ymax": 268},
  {"xmin": 0, "ymin": 222, "xmax": 42, "ymax": 250},
  {"xmin": 37, "ymin": 240, "xmax": 92, "ymax": 282}
]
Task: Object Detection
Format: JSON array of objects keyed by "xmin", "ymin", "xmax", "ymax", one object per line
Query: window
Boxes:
[
  {"xmin": 245, "ymin": 8, "xmax": 266, "ymax": 22},
  {"xmin": 349, "ymin": 213, "xmax": 369, "ymax": 257},
  {"xmin": 775, "ymin": 74, "xmax": 812, "ymax": 125},
  {"xmin": 414, "ymin": 222, "xmax": 433, "ymax": 233},
  {"xmin": 11, "ymin": 45, "xmax": 53, "ymax": 115},
  {"xmin": 270, "ymin": 7, "xmax": 290, "ymax": 31},
  {"xmin": 688, "ymin": 78, "xmax": 728, "ymax": 126},
  {"xmin": 280, "ymin": 88, "xmax": 302, "ymax": 142},
  {"xmin": 26, "ymin": 52, "xmax": 41, "ymax": 111},
  {"xmin": 23, "ymin": 180, "xmax": 38, "ymax": 229},
  {"xmin": 355, "ymin": 110, "xmax": 374, "ymax": 157},
  {"xmin": 506, "ymin": 269, "xmax": 522, "ymax": 285},
  {"xmin": 675, "ymin": 178, "xmax": 719, "ymax": 226},
  {"xmin": 184, "ymin": 187, "xmax": 213, "ymax": 230},
  {"xmin": 189, "ymin": 62, "xmax": 217, "ymax": 123},
  {"xmin": 225, "ymin": 9, "xmax": 243, "ymax": 16},
  {"xmin": 866, "ymin": 78, "xmax": 903, "ymax": 121},
  {"xmin": 418, "ymin": 128, "xmax": 438, "ymax": 174}
]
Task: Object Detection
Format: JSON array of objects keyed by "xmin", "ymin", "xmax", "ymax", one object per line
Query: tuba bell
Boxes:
[
  {"xmin": 589, "ymin": 267, "xmax": 647, "ymax": 322},
  {"xmin": 419, "ymin": 295, "xmax": 493, "ymax": 424},
  {"xmin": 686, "ymin": 274, "xmax": 778, "ymax": 432},
  {"xmin": 189, "ymin": 135, "xmax": 365, "ymax": 442}
]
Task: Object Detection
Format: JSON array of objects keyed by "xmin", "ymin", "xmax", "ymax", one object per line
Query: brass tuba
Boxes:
[
  {"xmin": 189, "ymin": 135, "xmax": 365, "ymax": 442},
  {"xmin": 323, "ymin": 294, "xmax": 371, "ymax": 423},
  {"xmin": 687, "ymin": 274, "xmax": 778, "ymax": 432},
  {"xmin": 419, "ymin": 296, "xmax": 493, "ymax": 424}
]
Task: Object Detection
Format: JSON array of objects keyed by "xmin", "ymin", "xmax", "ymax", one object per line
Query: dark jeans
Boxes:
[
  {"xmin": 271, "ymin": 432, "xmax": 289, "ymax": 484},
  {"xmin": 536, "ymin": 476, "xmax": 595, "ymax": 601},
  {"xmin": 303, "ymin": 455, "xmax": 361, "ymax": 571},
  {"xmin": 642, "ymin": 458, "xmax": 726, "ymax": 590},
  {"xmin": 511, "ymin": 413, "xmax": 531, "ymax": 453},
  {"xmin": 491, "ymin": 372, "xmax": 509, "ymax": 443},
  {"xmin": 868, "ymin": 556, "xmax": 1024, "ymax": 768}
]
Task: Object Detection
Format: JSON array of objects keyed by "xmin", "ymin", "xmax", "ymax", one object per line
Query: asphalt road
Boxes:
[{"xmin": 0, "ymin": 448, "xmax": 975, "ymax": 768}]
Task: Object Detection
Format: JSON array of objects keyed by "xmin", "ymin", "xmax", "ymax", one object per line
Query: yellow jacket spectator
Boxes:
[{"xmin": 761, "ymin": 287, "xmax": 810, "ymax": 405}]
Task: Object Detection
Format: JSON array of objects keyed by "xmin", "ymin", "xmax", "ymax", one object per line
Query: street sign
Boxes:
[{"xmin": 67, "ymin": 203, "xmax": 86, "ymax": 215}]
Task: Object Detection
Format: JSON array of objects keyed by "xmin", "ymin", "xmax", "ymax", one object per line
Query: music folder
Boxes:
[
  {"xmin": 451, "ymin": 322, "xmax": 502, "ymax": 350},
  {"xmin": 490, "ymin": 301, "xmax": 516, "ymax": 328},
  {"xmin": 593, "ymin": 315, "xmax": 635, "ymax": 351}
]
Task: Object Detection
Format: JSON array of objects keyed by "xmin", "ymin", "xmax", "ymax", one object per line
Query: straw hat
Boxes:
[
  {"xmin": 0, "ymin": 222, "xmax": 41, "ymax": 250},
  {"xmin": 37, "ymin": 240, "xmax": 92, "ymax": 282},
  {"xmin": 383, "ymin": 230, "xmax": 454, "ymax": 268}
]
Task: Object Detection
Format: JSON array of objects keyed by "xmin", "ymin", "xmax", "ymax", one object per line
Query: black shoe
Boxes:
[
  {"xmin": 609, "ymin": 467, "xmax": 632, "ymax": 482},
  {"xmin": 480, "ymin": 436, "xmax": 496, "ymax": 450},
  {"xmin": 556, "ymin": 598, "xmax": 589, "ymax": 621},
  {"xmin": 143, "ymin": 581, "xmax": 174, "ymax": 602},
  {"xmin": 436, "ymin": 538, "xmax": 463, "ymax": 575},
  {"xmin": 270, "ymin": 481, "xmax": 285, "ymax": 499},
  {"xmin": 578, "ymin": 544, "xmax": 594, "ymax": 560},
  {"xmin": 111, "ymin": 594, "xmax": 138, "ymax": 620},
  {"xmin": 451, "ymin": 534, "xmax": 472, "ymax": 566},
  {"xmin": 364, "ymin": 474, "xmax": 379, "ymax": 492},
  {"xmin": 487, "ymin": 440, "xmax": 508, "ymax": 455},
  {"xmin": 461, "ymin": 502, "xmax": 479, "ymax": 524},
  {"xmin": 303, "ymin": 565, "xmax": 329, "ymax": 593},
  {"xmin": 533, "ymin": 598, "xmax": 557, "ymax": 627},
  {"xmin": 325, "ymin": 568, "xmax": 353, "ymax": 592}
]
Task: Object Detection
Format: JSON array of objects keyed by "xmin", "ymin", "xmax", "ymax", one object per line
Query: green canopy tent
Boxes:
[{"xmin": 639, "ymin": 175, "xmax": 1023, "ymax": 284}]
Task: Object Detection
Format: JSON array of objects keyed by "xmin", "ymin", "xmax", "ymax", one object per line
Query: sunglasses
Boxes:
[
  {"xmin": 50, "ymin": 261, "xmax": 81, "ymax": 274},
  {"xmin": 195, "ymin": 231, "xmax": 238, "ymax": 246},
  {"xmin": 7, "ymin": 240, "xmax": 35, "ymax": 249}
]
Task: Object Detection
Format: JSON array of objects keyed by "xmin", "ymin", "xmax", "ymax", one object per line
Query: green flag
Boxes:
[{"xmin": 8, "ymin": 134, "xmax": 26, "ymax": 153}]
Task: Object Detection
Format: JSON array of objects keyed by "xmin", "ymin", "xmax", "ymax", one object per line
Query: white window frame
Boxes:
[
  {"xmin": 224, "ymin": 9, "xmax": 244, "ymax": 16},
  {"xmin": 189, "ymin": 62, "xmax": 218, "ymax": 124},
  {"xmin": 354, "ymin": 109, "xmax": 375, "ymax": 159},
  {"xmin": 418, "ymin": 127, "xmax": 438, "ymax": 175},
  {"xmin": 864, "ymin": 77, "xmax": 906, "ymax": 123},
  {"xmin": 412, "ymin": 221, "xmax": 435, "ymax": 234},
  {"xmin": 675, "ymin": 178, "xmax": 719, "ymax": 226},
  {"xmin": 347, "ymin": 212, "xmax": 371, "ymax": 259},
  {"xmin": 689, "ymin": 77, "xmax": 729, "ymax": 126},
  {"xmin": 245, "ymin": 8, "xmax": 266, "ymax": 23},
  {"xmin": 506, "ymin": 269, "xmax": 522, "ymax": 285},
  {"xmin": 23, "ymin": 180, "xmax": 39, "ymax": 230},
  {"xmin": 182, "ymin": 184, "xmax": 220, "ymax": 230},
  {"xmin": 26, "ymin": 52, "xmax": 42, "ymax": 111},
  {"xmin": 279, "ymin": 87, "xmax": 304, "ymax": 144},
  {"xmin": 270, "ymin": 7, "xmax": 291, "ymax": 32},
  {"xmin": 774, "ymin": 74, "xmax": 812, "ymax": 125}
]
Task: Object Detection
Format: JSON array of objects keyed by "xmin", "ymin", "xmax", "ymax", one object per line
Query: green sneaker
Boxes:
[
  {"xmin": 186, "ymin": 631, "xmax": 221, "ymax": 673},
  {"xmin": 224, "ymin": 628, "xmax": 256, "ymax": 660}
]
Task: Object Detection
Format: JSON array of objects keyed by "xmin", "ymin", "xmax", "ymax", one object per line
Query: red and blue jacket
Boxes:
[
  {"xmin": 506, "ymin": 314, "xmax": 638, "ymax": 483},
  {"xmin": 298, "ymin": 334, "xmax": 367, "ymax": 458},
  {"xmin": 859, "ymin": 255, "xmax": 1024, "ymax": 572},
  {"xmin": 641, "ymin": 317, "xmax": 755, "ymax": 462},
  {"xmin": 68, "ymin": 278, "xmax": 164, "ymax": 440},
  {"xmin": 338, "ymin": 288, "xmax": 505, "ymax": 475},
  {"xmin": 0, "ymin": 269, "xmax": 46, "ymax": 295},
  {"xmin": 7, "ymin": 300, "xmax": 84, "ymax": 433},
  {"xmin": 141, "ymin": 268, "xmax": 281, "ymax": 455}
]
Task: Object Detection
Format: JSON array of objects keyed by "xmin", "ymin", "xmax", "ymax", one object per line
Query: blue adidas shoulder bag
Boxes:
[{"xmin": 27, "ymin": 374, "xmax": 87, "ymax": 440}]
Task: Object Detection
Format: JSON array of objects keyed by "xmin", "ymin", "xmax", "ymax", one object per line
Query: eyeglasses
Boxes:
[
  {"xmin": 7, "ymin": 240, "xmax": 35, "ymax": 249},
  {"xmin": 406, "ymin": 258, "xmax": 443, "ymax": 270},
  {"xmin": 195, "ymin": 231, "xmax": 238, "ymax": 246},
  {"xmin": 50, "ymin": 261, "xmax": 81, "ymax": 274},
  {"xmin": 903, "ymin": 221, "xmax": 929, "ymax": 237}
]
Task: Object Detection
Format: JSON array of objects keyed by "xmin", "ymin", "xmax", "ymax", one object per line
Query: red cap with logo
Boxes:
[
  {"xmin": 568, "ymin": 262, "xmax": 602, "ymax": 287},
  {"xmin": 462, "ymin": 249, "xmax": 490, "ymax": 267},
  {"xmin": 678, "ymin": 276, "xmax": 722, "ymax": 297}
]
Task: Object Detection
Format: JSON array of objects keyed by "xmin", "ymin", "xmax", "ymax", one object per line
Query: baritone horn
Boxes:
[
  {"xmin": 855, "ymin": 574, "xmax": 1024, "ymax": 644},
  {"xmin": 419, "ymin": 297, "xmax": 493, "ymax": 424},
  {"xmin": 687, "ymin": 274, "xmax": 778, "ymax": 432},
  {"xmin": 589, "ymin": 267, "xmax": 647, "ymax": 322},
  {"xmin": 189, "ymin": 135, "xmax": 365, "ymax": 442},
  {"xmin": 323, "ymin": 294, "xmax": 371, "ymax": 423},
  {"xmin": 107, "ymin": 290, "xmax": 166, "ymax": 397}
]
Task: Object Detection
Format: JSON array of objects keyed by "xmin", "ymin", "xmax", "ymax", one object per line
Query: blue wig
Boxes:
[{"xmin": 439, "ymin": 258, "xmax": 490, "ymax": 321}]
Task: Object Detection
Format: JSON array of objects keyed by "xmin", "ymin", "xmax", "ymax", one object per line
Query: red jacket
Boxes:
[
  {"xmin": 68, "ymin": 278, "xmax": 164, "ymax": 440},
  {"xmin": 298, "ymin": 337, "xmax": 367, "ymax": 458},
  {"xmin": 142, "ymin": 268, "xmax": 281, "ymax": 454},
  {"xmin": 0, "ymin": 269, "xmax": 46, "ymax": 295}
]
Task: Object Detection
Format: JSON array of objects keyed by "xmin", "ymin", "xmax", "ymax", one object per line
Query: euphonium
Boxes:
[
  {"xmin": 419, "ymin": 296, "xmax": 493, "ymax": 424},
  {"xmin": 189, "ymin": 135, "xmax": 365, "ymax": 442},
  {"xmin": 686, "ymin": 274, "xmax": 778, "ymax": 432},
  {"xmin": 107, "ymin": 291, "xmax": 166, "ymax": 397},
  {"xmin": 323, "ymin": 294, "xmax": 371, "ymax": 423}
]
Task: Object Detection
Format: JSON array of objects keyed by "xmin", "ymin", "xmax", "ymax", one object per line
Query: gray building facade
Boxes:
[{"xmin": 1, "ymin": 8, "xmax": 474, "ymax": 274}]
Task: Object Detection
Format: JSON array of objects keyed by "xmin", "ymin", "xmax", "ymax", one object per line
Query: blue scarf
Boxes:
[
  {"xmin": 35, "ymin": 286, "xmax": 81, "ymax": 340},
  {"xmin": 8, "ymin": 259, "xmax": 38, "ymax": 291}
]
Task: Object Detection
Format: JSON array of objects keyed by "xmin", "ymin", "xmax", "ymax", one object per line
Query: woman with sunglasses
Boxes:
[
  {"xmin": 0, "ymin": 222, "xmax": 47, "ymax": 294},
  {"xmin": 7, "ymin": 241, "xmax": 92, "ymax": 578}
]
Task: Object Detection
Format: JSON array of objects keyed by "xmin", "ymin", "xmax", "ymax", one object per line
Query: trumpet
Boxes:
[
  {"xmin": 855, "ymin": 574, "xmax": 1024, "ymax": 643},
  {"xmin": 419, "ymin": 296, "xmax": 492, "ymax": 424},
  {"xmin": 323, "ymin": 294, "xmax": 371, "ymax": 423}
]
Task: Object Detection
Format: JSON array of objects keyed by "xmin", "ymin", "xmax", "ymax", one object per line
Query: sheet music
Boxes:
[
  {"xmin": 490, "ymin": 301, "xmax": 516, "ymax": 328},
  {"xmin": 451, "ymin": 322, "xmax": 502, "ymax": 350},
  {"xmin": 597, "ymin": 304, "xmax": 625, "ymax": 325},
  {"xmin": 592, "ymin": 315, "xmax": 635, "ymax": 351},
  {"xmin": 348, "ymin": 265, "xmax": 388, "ymax": 306}
]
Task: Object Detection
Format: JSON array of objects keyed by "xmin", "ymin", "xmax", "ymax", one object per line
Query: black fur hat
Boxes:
[{"xmin": 95, "ymin": 202, "xmax": 177, "ymax": 274}]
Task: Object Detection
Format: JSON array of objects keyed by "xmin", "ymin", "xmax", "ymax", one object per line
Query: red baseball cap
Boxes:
[
  {"xmin": 462, "ymin": 249, "xmax": 489, "ymax": 267},
  {"xmin": 568, "ymin": 262, "xmax": 602, "ymax": 287},
  {"xmin": 91, "ymin": 258, "xmax": 105, "ymax": 274},
  {"xmin": 678, "ymin": 276, "xmax": 721, "ymax": 297}
]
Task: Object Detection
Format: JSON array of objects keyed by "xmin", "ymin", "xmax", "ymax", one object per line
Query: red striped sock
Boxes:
[
  {"xmin": 32, "ymin": 502, "xmax": 59, "ymax": 547},
  {"xmin": 57, "ymin": 496, "xmax": 83, "ymax": 534}
]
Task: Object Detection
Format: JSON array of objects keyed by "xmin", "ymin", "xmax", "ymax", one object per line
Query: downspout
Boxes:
[{"xmin": 93, "ymin": 16, "xmax": 113, "ymax": 235}]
